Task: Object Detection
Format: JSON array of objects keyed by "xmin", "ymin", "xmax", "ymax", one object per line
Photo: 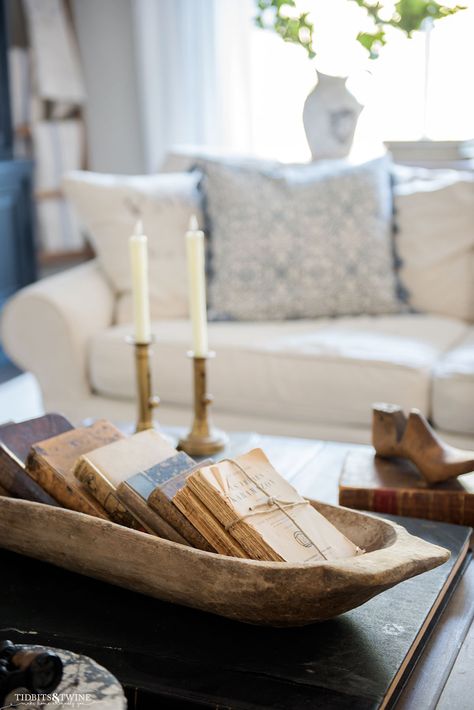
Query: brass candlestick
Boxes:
[
  {"xmin": 127, "ymin": 337, "xmax": 160, "ymax": 432},
  {"xmin": 178, "ymin": 352, "xmax": 228, "ymax": 456}
]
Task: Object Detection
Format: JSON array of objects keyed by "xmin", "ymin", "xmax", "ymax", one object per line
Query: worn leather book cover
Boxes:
[
  {"xmin": 72, "ymin": 429, "xmax": 177, "ymax": 529},
  {"xmin": 75, "ymin": 429, "xmax": 212, "ymax": 549},
  {"xmin": 114, "ymin": 439, "xmax": 205, "ymax": 546},
  {"xmin": 0, "ymin": 482, "xmax": 11, "ymax": 496},
  {"xmin": 115, "ymin": 482, "xmax": 190, "ymax": 545},
  {"xmin": 0, "ymin": 414, "xmax": 73, "ymax": 505},
  {"xmin": 147, "ymin": 453, "xmax": 215, "ymax": 550},
  {"xmin": 178, "ymin": 449, "xmax": 362, "ymax": 562},
  {"xmin": 339, "ymin": 449, "xmax": 474, "ymax": 525},
  {"xmin": 73, "ymin": 429, "xmax": 186, "ymax": 540},
  {"xmin": 73, "ymin": 430, "xmax": 177, "ymax": 492},
  {"xmin": 26, "ymin": 419, "xmax": 124, "ymax": 518},
  {"xmin": 74, "ymin": 456, "xmax": 141, "ymax": 528}
]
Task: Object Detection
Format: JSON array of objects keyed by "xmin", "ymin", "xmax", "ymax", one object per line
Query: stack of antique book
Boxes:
[{"xmin": 0, "ymin": 414, "xmax": 362, "ymax": 563}]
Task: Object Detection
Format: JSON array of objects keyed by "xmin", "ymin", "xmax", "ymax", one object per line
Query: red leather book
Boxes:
[{"xmin": 339, "ymin": 449, "xmax": 474, "ymax": 526}]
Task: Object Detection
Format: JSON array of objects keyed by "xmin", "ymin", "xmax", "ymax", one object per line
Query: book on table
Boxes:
[
  {"xmin": 26, "ymin": 419, "xmax": 124, "ymax": 517},
  {"xmin": 339, "ymin": 449, "xmax": 474, "ymax": 525},
  {"xmin": 0, "ymin": 414, "xmax": 73, "ymax": 505}
]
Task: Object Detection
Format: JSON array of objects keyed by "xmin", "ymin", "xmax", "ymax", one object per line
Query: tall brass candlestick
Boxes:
[
  {"xmin": 178, "ymin": 352, "xmax": 228, "ymax": 456},
  {"xmin": 128, "ymin": 337, "xmax": 160, "ymax": 432}
]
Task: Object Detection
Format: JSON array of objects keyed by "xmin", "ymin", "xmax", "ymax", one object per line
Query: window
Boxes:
[{"xmin": 239, "ymin": 0, "xmax": 474, "ymax": 161}]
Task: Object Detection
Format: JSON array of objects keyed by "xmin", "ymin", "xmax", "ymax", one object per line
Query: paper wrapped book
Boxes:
[{"xmin": 174, "ymin": 448, "xmax": 363, "ymax": 563}]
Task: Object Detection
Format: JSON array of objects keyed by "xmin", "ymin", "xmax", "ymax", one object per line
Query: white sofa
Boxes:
[{"xmin": 2, "ymin": 156, "xmax": 474, "ymax": 447}]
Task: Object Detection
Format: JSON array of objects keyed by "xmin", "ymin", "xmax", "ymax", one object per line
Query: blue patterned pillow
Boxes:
[{"xmin": 199, "ymin": 157, "xmax": 403, "ymax": 321}]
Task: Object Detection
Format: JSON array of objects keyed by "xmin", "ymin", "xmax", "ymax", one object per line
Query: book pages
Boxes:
[
  {"xmin": 173, "ymin": 487, "xmax": 247, "ymax": 558},
  {"xmin": 187, "ymin": 449, "xmax": 362, "ymax": 563}
]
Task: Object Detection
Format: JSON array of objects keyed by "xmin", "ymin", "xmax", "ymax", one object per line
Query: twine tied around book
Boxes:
[{"xmin": 220, "ymin": 458, "xmax": 328, "ymax": 560}]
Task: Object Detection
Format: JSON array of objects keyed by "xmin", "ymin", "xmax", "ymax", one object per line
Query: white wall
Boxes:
[{"xmin": 72, "ymin": 0, "xmax": 145, "ymax": 174}]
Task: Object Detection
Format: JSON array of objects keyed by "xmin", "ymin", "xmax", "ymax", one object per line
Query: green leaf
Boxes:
[
  {"xmin": 254, "ymin": 0, "xmax": 465, "ymax": 61},
  {"xmin": 357, "ymin": 29, "xmax": 386, "ymax": 58}
]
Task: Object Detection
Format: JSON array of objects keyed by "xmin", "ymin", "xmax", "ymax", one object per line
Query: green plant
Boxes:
[
  {"xmin": 254, "ymin": 0, "xmax": 316, "ymax": 58},
  {"xmin": 354, "ymin": 0, "xmax": 466, "ymax": 57},
  {"xmin": 254, "ymin": 0, "xmax": 465, "ymax": 59}
]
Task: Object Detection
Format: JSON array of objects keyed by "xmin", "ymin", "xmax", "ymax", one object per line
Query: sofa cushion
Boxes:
[
  {"xmin": 200, "ymin": 156, "xmax": 403, "ymax": 321},
  {"xmin": 432, "ymin": 328, "xmax": 474, "ymax": 435},
  {"xmin": 88, "ymin": 314, "xmax": 467, "ymax": 429},
  {"xmin": 63, "ymin": 171, "xmax": 202, "ymax": 319},
  {"xmin": 394, "ymin": 167, "xmax": 474, "ymax": 322}
]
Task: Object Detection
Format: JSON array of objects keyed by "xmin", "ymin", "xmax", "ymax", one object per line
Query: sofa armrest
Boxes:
[{"xmin": 1, "ymin": 260, "xmax": 115, "ymax": 409}]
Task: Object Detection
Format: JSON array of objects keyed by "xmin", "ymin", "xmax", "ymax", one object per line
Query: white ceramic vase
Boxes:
[{"xmin": 303, "ymin": 71, "xmax": 362, "ymax": 160}]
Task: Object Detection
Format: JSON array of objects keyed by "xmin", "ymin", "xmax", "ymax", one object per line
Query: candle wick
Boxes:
[
  {"xmin": 189, "ymin": 214, "xmax": 199, "ymax": 232},
  {"xmin": 134, "ymin": 219, "xmax": 144, "ymax": 236}
]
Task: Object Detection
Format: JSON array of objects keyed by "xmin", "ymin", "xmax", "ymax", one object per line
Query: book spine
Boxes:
[
  {"xmin": 339, "ymin": 486, "xmax": 474, "ymax": 526},
  {"xmin": 116, "ymin": 483, "xmax": 191, "ymax": 546},
  {"xmin": 26, "ymin": 453, "xmax": 110, "ymax": 519},
  {"xmin": 147, "ymin": 491, "xmax": 214, "ymax": 552},
  {"xmin": 0, "ymin": 448, "xmax": 59, "ymax": 506},
  {"xmin": 74, "ymin": 459, "xmax": 140, "ymax": 529}
]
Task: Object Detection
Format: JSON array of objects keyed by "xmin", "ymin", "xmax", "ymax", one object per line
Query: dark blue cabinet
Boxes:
[
  {"xmin": 0, "ymin": 0, "xmax": 12, "ymax": 161},
  {"xmin": 0, "ymin": 1, "xmax": 36, "ymax": 372},
  {"xmin": 0, "ymin": 160, "xmax": 36, "ymax": 368}
]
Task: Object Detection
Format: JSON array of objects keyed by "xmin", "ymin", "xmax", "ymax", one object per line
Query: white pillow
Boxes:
[
  {"xmin": 63, "ymin": 171, "xmax": 202, "ymax": 320},
  {"xmin": 394, "ymin": 168, "xmax": 474, "ymax": 322}
]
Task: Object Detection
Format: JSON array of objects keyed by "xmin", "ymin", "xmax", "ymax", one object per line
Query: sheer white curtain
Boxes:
[
  {"xmin": 133, "ymin": 0, "xmax": 474, "ymax": 170},
  {"xmin": 132, "ymin": 0, "xmax": 254, "ymax": 171}
]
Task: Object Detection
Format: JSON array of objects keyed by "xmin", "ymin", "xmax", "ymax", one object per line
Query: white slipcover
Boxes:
[{"xmin": 89, "ymin": 315, "xmax": 467, "ymax": 429}]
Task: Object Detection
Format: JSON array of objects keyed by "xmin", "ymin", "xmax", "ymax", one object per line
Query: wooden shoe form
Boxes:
[{"xmin": 372, "ymin": 403, "xmax": 474, "ymax": 484}]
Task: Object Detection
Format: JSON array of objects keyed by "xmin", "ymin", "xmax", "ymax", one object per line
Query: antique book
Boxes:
[
  {"xmin": 147, "ymin": 453, "xmax": 216, "ymax": 550},
  {"xmin": 73, "ymin": 429, "xmax": 176, "ymax": 506},
  {"xmin": 0, "ymin": 414, "xmax": 73, "ymax": 505},
  {"xmin": 26, "ymin": 420, "xmax": 124, "ymax": 518},
  {"xmin": 171, "ymin": 486, "xmax": 246, "ymax": 558},
  {"xmin": 72, "ymin": 429, "xmax": 175, "ymax": 529},
  {"xmin": 116, "ymin": 482, "xmax": 190, "ymax": 545},
  {"xmin": 75, "ymin": 429, "xmax": 213, "ymax": 549},
  {"xmin": 0, "ymin": 482, "xmax": 11, "ymax": 497},
  {"xmin": 117, "ymin": 442, "xmax": 214, "ymax": 551},
  {"xmin": 176, "ymin": 448, "xmax": 363, "ymax": 562},
  {"xmin": 73, "ymin": 457, "xmax": 141, "ymax": 529},
  {"xmin": 339, "ymin": 449, "xmax": 474, "ymax": 525}
]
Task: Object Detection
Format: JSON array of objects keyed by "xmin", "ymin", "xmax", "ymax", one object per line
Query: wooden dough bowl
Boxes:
[{"xmin": 0, "ymin": 496, "xmax": 449, "ymax": 626}]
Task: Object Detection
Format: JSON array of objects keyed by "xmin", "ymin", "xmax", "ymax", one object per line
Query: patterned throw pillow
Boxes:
[{"xmin": 199, "ymin": 157, "xmax": 403, "ymax": 321}]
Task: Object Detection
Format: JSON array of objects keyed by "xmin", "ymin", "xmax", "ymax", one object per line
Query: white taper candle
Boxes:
[
  {"xmin": 129, "ymin": 220, "xmax": 151, "ymax": 344},
  {"xmin": 186, "ymin": 215, "xmax": 208, "ymax": 356}
]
